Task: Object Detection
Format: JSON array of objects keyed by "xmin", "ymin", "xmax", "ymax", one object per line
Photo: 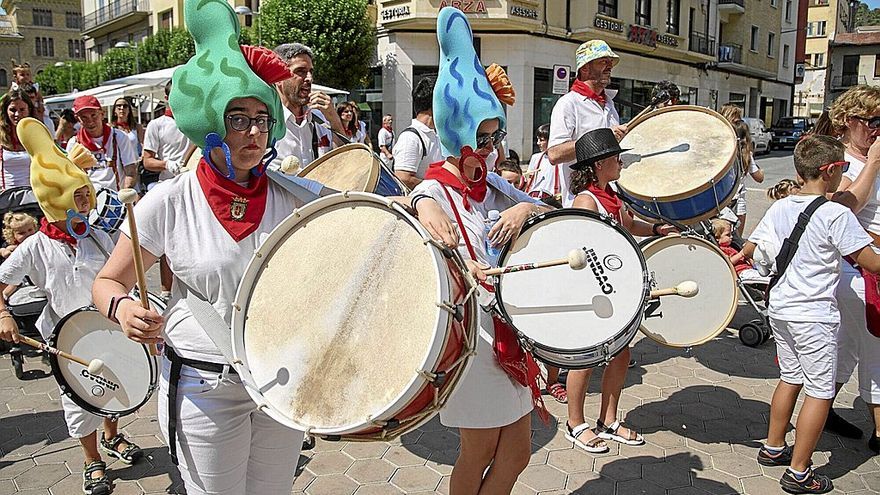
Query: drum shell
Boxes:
[
  {"xmin": 89, "ymin": 188, "xmax": 127, "ymax": 235},
  {"xmin": 297, "ymin": 143, "xmax": 409, "ymax": 196}
]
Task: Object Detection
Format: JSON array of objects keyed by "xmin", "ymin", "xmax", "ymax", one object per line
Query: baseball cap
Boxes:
[
  {"xmin": 575, "ymin": 40, "xmax": 620, "ymax": 71},
  {"xmin": 72, "ymin": 95, "xmax": 102, "ymax": 114}
]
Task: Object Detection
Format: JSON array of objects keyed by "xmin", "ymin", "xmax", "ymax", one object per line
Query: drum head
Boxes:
[
  {"xmin": 618, "ymin": 106, "xmax": 737, "ymax": 201},
  {"xmin": 50, "ymin": 305, "xmax": 160, "ymax": 417},
  {"xmin": 234, "ymin": 192, "xmax": 453, "ymax": 434},
  {"xmin": 640, "ymin": 235, "xmax": 738, "ymax": 347},
  {"xmin": 297, "ymin": 144, "xmax": 380, "ymax": 193},
  {"xmin": 497, "ymin": 210, "xmax": 648, "ymax": 353}
]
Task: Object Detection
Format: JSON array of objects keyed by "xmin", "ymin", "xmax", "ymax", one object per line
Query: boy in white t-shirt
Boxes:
[{"xmin": 741, "ymin": 135, "xmax": 880, "ymax": 494}]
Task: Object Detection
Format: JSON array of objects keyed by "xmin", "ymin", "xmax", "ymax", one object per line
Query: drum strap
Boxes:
[{"xmin": 767, "ymin": 196, "xmax": 828, "ymax": 297}]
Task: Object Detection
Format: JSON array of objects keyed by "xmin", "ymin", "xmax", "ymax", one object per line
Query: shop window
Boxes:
[
  {"xmin": 666, "ymin": 0, "xmax": 680, "ymax": 35},
  {"xmin": 635, "ymin": 0, "xmax": 651, "ymax": 26},
  {"xmin": 598, "ymin": 0, "xmax": 618, "ymax": 18},
  {"xmin": 750, "ymin": 26, "xmax": 759, "ymax": 51},
  {"xmin": 532, "ymin": 68, "xmax": 568, "ymax": 153},
  {"xmin": 768, "ymin": 32, "xmax": 775, "ymax": 57},
  {"xmin": 33, "ymin": 8, "xmax": 52, "ymax": 27}
]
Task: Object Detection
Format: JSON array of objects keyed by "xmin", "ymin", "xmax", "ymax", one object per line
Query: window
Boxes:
[
  {"xmin": 35, "ymin": 37, "xmax": 54, "ymax": 57},
  {"xmin": 68, "ymin": 39, "xmax": 85, "ymax": 59},
  {"xmin": 0, "ymin": 69, "xmax": 6, "ymax": 87},
  {"xmin": 771, "ymin": 0, "xmax": 777, "ymax": 6},
  {"xmin": 785, "ymin": 0, "xmax": 793, "ymax": 22},
  {"xmin": 875, "ymin": 55, "xmax": 880, "ymax": 78},
  {"xmin": 598, "ymin": 0, "xmax": 618, "ymax": 18},
  {"xmin": 66, "ymin": 11, "xmax": 81, "ymax": 29},
  {"xmin": 768, "ymin": 32, "xmax": 776, "ymax": 57},
  {"xmin": 635, "ymin": 0, "xmax": 651, "ymax": 25},
  {"xmin": 32, "ymin": 8, "xmax": 52, "ymax": 27},
  {"xmin": 160, "ymin": 10, "xmax": 173, "ymax": 30},
  {"xmin": 814, "ymin": 53, "xmax": 825, "ymax": 67},
  {"xmin": 750, "ymin": 26, "xmax": 759, "ymax": 51},
  {"xmin": 809, "ymin": 20, "xmax": 827, "ymax": 36},
  {"xmin": 783, "ymin": 44, "xmax": 790, "ymax": 67},
  {"xmin": 666, "ymin": 0, "xmax": 680, "ymax": 34}
]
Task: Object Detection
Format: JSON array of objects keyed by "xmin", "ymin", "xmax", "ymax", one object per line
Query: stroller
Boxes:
[{"xmin": 0, "ymin": 186, "xmax": 48, "ymax": 378}]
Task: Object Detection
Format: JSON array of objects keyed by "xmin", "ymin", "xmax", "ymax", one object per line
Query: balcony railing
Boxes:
[
  {"xmin": 719, "ymin": 0, "xmax": 746, "ymax": 7},
  {"xmin": 83, "ymin": 0, "xmax": 149, "ymax": 32},
  {"xmin": 832, "ymin": 74, "xmax": 868, "ymax": 88},
  {"xmin": 688, "ymin": 31, "xmax": 716, "ymax": 55},
  {"xmin": 718, "ymin": 43, "xmax": 742, "ymax": 64}
]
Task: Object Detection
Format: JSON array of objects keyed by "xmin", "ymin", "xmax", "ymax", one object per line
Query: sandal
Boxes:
[
  {"xmin": 546, "ymin": 383, "xmax": 568, "ymax": 404},
  {"xmin": 100, "ymin": 433, "xmax": 143, "ymax": 465},
  {"xmin": 82, "ymin": 460, "xmax": 111, "ymax": 495},
  {"xmin": 565, "ymin": 422, "xmax": 609, "ymax": 453},
  {"xmin": 596, "ymin": 419, "xmax": 644, "ymax": 446}
]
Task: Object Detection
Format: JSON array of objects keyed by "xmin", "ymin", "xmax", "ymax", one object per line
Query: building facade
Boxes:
[
  {"xmin": 0, "ymin": 0, "xmax": 85, "ymax": 85},
  {"xmin": 373, "ymin": 0, "xmax": 802, "ymax": 159},
  {"xmin": 794, "ymin": 0, "xmax": 850, "ymax": 116},
  {"xmin": 826, "ymin": 27, "xmax": 880, "ymax": 104}
]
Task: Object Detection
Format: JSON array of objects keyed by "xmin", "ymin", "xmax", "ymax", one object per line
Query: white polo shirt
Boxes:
[
  {"xmin": 548, "ymin": 89, "xmax": 620, "ymax": 207},
  {"xmin": 393, "ymin": 119, "xmax": 444, "ymax": 179},
  {"xmin": 143, "ymin": 115, "xmax": 191, "ymax": 182},
  {"xmin": 66, "ymin": 128, "xmax": 139, "ymax": 191},
  {"xmin": 270, "ymin": 106, "xmax": 333, "ymax": 172}
]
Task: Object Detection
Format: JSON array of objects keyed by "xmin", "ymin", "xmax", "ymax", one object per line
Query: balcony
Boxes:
[
  {"xmin": 832, "ymin": 74, "xmax": 868, "ymax": 88},
  {"xmin": 688, "ymin": 31, "xmax": 716, "ymax": 56},
  {"xmin": 718, "ymin": 43, "xmax": 742, "ymax": 64},
  {"xmin": 82, "ymin": 0, "xmax": 149, "ymax": 38},
  {"xmin": 719, "ymin": 0, "xmax": 746, "ymax": 11}
]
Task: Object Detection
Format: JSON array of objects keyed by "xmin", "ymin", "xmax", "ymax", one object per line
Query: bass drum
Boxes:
[{"xmin": 297, "ymin": 143, "xmax": 409, "ymax": 196}]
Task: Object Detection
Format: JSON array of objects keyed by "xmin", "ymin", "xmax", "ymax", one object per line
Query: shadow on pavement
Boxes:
[{"xmin": 571, "ymin": 452, "xmax": 739, "ymax": 494}]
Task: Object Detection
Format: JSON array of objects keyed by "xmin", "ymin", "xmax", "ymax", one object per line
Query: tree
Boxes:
[
  {"xmin": 856, "ymin": 2, "xmax": 880, "ymax": 27},
  {"xmin": 259, "ymin": 0, "xmax": 375, "ymax": 90},
  {"xmin": 35, "ymin": 61, "xmax": 103, "ymax": 95}
]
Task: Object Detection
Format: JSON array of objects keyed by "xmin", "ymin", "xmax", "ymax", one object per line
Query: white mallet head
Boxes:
[
  {"xmin": 117, "ymin": 188, "xmax": 138, "ymax": 205},
  {"xmin": 87, "ymin": 359, "xmax": 104, "ymax": 375},
  {"xmin": 280, "ymin": 156, "xmax": 301, "ymax": 175},
  {"xmin": 568, "ymin": 249, "xmax": 588, "ymax": 270},
  {"xmin": 676, "ymin": 281, "xmax": 699, "ymax": 298},
  {"xmin": 591, "ymin": 295, "xmax": 614, "ymax": 319}
]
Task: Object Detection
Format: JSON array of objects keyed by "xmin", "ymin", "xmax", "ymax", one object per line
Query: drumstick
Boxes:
[
  {"xmin": 17, "ymin": 335, "xmax": 104, "ymax": 374},
  {"xmin": 118, "ymin": 188, "xmax": 160, "ymax": 356},
  {"xmin": 484, "ymin": 248, "xmax": 588, "ymax": 276},
  {"xmin": 649, "ymin": 281, "xmax": 699, "ymax": 298}
]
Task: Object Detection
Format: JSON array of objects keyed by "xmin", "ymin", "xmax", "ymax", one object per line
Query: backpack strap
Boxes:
[
  {"xmin": 767, "ymin": 196, "xmax": 828, "ymax": 295},
  {"xmin": 400, "ymin": 127, "xmax": 426, "ymax": 160}
]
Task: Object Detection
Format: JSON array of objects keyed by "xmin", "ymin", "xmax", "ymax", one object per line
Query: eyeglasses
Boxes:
[
  {"xmin": 476, "ymin": 129, "xmax": 507, "ymax": 149},
  {"xmin": 854, "ymin": 116, "xmax": 880, "ymax": 130},
  {"xmin": 225, "ymin": 114, "xmax": 276, "ymax": 133},
  {"xmin": 819, "ymin": 160, "xmax": 850, "ymax": 173}
]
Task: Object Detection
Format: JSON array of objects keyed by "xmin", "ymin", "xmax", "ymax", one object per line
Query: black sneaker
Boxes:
[
  {"xmin": 869, "ymin": 431, "xmax": 879, "ymax": 454},
  {"xmin": 758, "ymin": 444, "xmax": 792, "ymax": 466},
  {"xmin": 823, "ymin": 409, "xmax": 863, "ymax": 439},
  {"xmin": 780, "ymin": 467, "xmax": 833, "ymax": 494}
]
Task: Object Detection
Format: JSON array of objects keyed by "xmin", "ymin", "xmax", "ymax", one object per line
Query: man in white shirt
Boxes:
[
  {"xmin": 393, "ymin": 76, "xmax": 444, "ymax": 189},
  {"xmin": 547, "ymin": 40, "xmax": 628, "ymax": 208},
  {"xmin": 377, "ymin": 114, "xmax": 394, "ymax": 165},
  {"xmin": 143, "ymin": 81, "xmax": 191, "ymax": 188},
  {"xmin": 270, "ymin": 43, "xmax": 346, "ymax": 171},
  {"xmin": 66, "ymin": 95, "xmax": 139, "ymax": 191}
]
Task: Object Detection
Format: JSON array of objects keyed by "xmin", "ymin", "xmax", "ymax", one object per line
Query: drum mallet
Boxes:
[
  {"xmin": 280, "ymin": 156, "xmax": 301, "ymax": 175},
  {"xmin": 649, "ymin": 280, "xmax": 699, "ymax": 298},
  {"xmin": 16, "ymin": 335, "xmax": 104, "ymax": 374},
  {"xmin": 118, "ymin": 188, "xmax": 160, "ymax": 357},
  {"xmin": 484, "ymin": 248, "xmax": 588, "ymax": 276}
]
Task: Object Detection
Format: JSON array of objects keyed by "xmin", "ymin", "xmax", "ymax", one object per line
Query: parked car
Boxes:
[
  {"xmin": 770, "ymin": 117, "xmax": 812, "ymax": 150},
  {"xmin": 743, "ymin": 117, "xmax": 771, "ymax": 155}
]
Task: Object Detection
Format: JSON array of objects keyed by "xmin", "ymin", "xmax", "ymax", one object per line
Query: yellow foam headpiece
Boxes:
[{"xmin": 18, "ymin": 118, "xmax": 96, "ymax": 222}]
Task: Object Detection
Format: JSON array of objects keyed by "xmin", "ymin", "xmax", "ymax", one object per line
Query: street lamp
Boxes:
[
  {"xmin": 234, "ymin": 5, "xmax": 261, "ymax": 46},
  {"xmin": 54, "ymin": 61, "xmax": 73, "ymax": 93},
  {"xmin": 114, "ymin": 41, "xmax": 139, "ymax": 74}
]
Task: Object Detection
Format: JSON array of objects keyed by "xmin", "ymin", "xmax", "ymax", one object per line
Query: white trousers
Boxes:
[
  {"xmin": 157, "ymin": 358, "xmax": 303, "ymax": 495},
  {"xmin": 61, "ymin": 393, "xmax": 103, "ymax": 439},
  {"xmin": 838, "ymin": 266, "xmax": 880, "ymax": 404}
]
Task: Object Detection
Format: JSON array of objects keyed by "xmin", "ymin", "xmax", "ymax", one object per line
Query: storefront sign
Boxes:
[
  {"xmin": 381, "ymin": 6, "xmax": 411, "ymax": 21},
  {"xmin": 627, "ymin": 25, "xmax": 679, "ymax": 48},
  {"xmin": 553, "ymin": 65, "xmax": 570, "ymax": 95},
  {"xmin": 594, "ymin": 15, "xmax": 624, "ymax": 33},
  {"xmin": 439, "ymin": 0, "xmax": 487, "ymax": 13},
  {"xmin": 510, "ymin": 5, "xmax": 539, "ymax": 19},
  {"xmin": 656, "ymin": 33, "xmax": 679, "ymax": 47}
]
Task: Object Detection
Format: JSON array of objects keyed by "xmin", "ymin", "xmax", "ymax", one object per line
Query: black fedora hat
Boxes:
[{"xmin": 571, "ymin": 128, "xmax": 630, "ymax": 170}]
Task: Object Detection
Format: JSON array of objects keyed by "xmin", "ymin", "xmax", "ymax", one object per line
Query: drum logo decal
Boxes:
[
  {"xmin": 586, "ymin": 248, "xmax": 614, "ymax": 294},
  {"xmin": 81, "ymin": 370, "xmax": 120, "ymax": 392},
  {"xmin": 230, "ymin": 196, "xmax": 249, "ymax": 221},
  {"xmin": 603, "ymin": 255, "xmax": 623, "ymax": 271}
]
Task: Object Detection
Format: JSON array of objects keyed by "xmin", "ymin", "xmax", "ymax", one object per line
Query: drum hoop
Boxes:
[
  {"xmin": 530, "ymin": 324, "xmax": 640, "ymax": 370},
  {"xmin": 494, "ymin": 208, "xmax": 650, "ymax": 353},
  {"xmin": 618, "ymin": 105, "xmax": 740, "ymax": 201},
  {"xmin": 639, "ymin": 234, "xmax": 739, "ymax": 347},
  {"xmin": 296, "ymin": 143, "xmax": 381, "ymax": 193},
  {"xmin": 231, "ymin": 191, "xmax": 477, "ymax": 435},
  {"xmin": 48, "ymin": 305, "xmax": 159, "ymax": 419}
]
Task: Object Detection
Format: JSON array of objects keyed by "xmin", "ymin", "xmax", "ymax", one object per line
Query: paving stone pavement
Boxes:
[{"xmin": 2, "ymin": 307, "xmax": 879, "ymax": 495}]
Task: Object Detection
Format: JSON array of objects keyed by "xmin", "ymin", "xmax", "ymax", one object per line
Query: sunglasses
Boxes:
[
  {"xmin": 819, "ymin": 160, "xmax": 850, "ymax": 173},
  {"xmin": 854, "ymin": 116, "xmax": 880, "ymax": 129},
  {"xmin": 476, "ymin": 129, "xmax": 507, "ymax": 149},
  {"xmin": 225, "ymin": 113, "xmax": 276, "ymax": 133},
  {"xmin": 115, "ymin": 104, "xmax": 130, "ymax": 109}
]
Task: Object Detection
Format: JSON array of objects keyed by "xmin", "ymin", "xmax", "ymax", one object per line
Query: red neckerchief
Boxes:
[
  {"xmin": 39, "ymin": 217, "xmax": 84, "ymax": 248},
  {"xmin": 571, "ymin": 79, "xmax": 607, "ymax": 106},
  {"xmin": 115, "ymin": 121, "xmax": 131, "ymax": 132},
  {"xmin": 76, "ymin": 124, "xmax": 112, "ymax": 154},
  {"xmin": 587, "ymin": 183, "xmax": 622, "ymax": 222},
  {"xmin": 164, "ymin": 107, "xmax": 173, "ymax": 118},
  {"xmin": 195, "ymin": 158, "xmax": 268, "ymax": 242},
  {"xmin": 424, "ymin": 160, "xmax": 487, "ymax": 212}
]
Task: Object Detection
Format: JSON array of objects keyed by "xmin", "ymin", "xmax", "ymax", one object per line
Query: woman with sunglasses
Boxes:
[
  {"xmin": 831, "ymin": 84, "xmax": 880, "ymax": 453},
  {"xmin": 111, "ymin": 97, "xmax": 144, "ymax": 157},
  {"xmin": 92, "ymin": 2, "xmax": 456, "ymax": 493}
]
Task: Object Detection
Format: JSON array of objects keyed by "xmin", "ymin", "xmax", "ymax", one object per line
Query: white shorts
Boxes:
[
  {"xmin": 770, "ymin": 317, "xmax": 838, "ymax": 400},
  {"xmin": 61, "ymin": 392, "xmax": 103, "ymax": 439},
  {"xmin": 837, "ymin": 265, "xmax": 880, "ymax": 404}
]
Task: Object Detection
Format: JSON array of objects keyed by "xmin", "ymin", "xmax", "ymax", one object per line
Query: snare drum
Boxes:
[
  {"xmin": 640, "ymin": 235, "xmax": 738, "ymax": 347},
  {"xmin": 617, "ymin": 106, "xmax": 742, "ymax": 224},
  {"xmin": 495, "ymin": 210, "xmax": 649, "ymax": 369},
  {"xmin": 297, "ymin": 143, "xmax": 409, "ymax": 196},
  {"xmin": 232, "ymin": 192, "xmax": 477, "ymax": 440},
  {"xmin": 48, "ymin": 292, "xmax": 165, "ymax": 419},
  {"xmin": 89, "ymin": 188, "xmax": 126, "ymax": 235}
]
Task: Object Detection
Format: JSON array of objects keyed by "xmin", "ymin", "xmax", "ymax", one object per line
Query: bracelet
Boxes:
[
  {"xmin": 652, "ymin": 223, "xmax": 662, "ymax": 236},
  {"xmin": 108, "ymin": 295, "xmax": 134, "ymax": 325},
  {"xmin": 410, "ymin": 194, "xmax": 432, "ymax": 214}
]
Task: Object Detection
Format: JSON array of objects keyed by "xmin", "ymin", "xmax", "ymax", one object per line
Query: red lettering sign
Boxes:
[
  {"xmin": 439, "ymin": 0, "xmax": 487, "ymax": 13},
  {"xmin": 628, "ymin": 25, "xmax": 658, "ymax": 47}
]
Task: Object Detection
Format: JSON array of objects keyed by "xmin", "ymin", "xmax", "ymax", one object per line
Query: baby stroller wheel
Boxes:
[
  {"xmin": 759, "ymin": 323, "xmax": 772, "ymax": 343},
  {"xmin": 739, "ymin": 323, "xmax": 763, "ymax": 347},
  {"xmin": 10, "ymin": 346, "xmax": 24, "ymax": 379}
]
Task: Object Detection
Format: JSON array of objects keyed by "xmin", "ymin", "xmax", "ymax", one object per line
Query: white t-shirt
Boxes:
[
  {"xmin": 842, "ymin": 151, "xmax": 880, "ymax": 235},
  {"xmin": 484, "ymin": 172, "xmax": 544, "ymax": 213},
  {"xmin": 1, "ymin": 149, "xmax": 31, "ymax": 190},
  {"xmin": 377, "ymin": 127, "xmax": 394, "ymax": 151},
  {"xmin": 66, "ymin": 128, "xmax": 139, "ymax": 191},
  {"xmin": 124, "ymin": 173, "xmax": 307, "ymax": 363},
  {"xmin": 548, "ymin": 89, "xmax": 621, "ymax": 207},
  {"xmin": 0, "ymin": 230, "xmax": 114, "ymax": 339},
  {"xmin": 748, "ymin": 194, "xmax": 872, "ymax": 322},
  {"xmin": 41, "ymin": 110, "xmax": 56, "ymax": 138},
  {"xmin": 393, "ymin": 119, "xmax": 444, "ymax": 179},
  {"xmin": 526, "ymin": 152, "xmax": 558, "ymax": 198},
  {"xmin": 270, "ymin": 107, "xmax": 334, "ymax": 172},
  {"xmin": 143, "ymin": 115, "xmax": 190, "ymax": 182},
  {"xmin": 117, "ymin": 126, "xmax": 140, "ymax": 155},
  {"xmin": 355, "ymin": 120, "xmax": 368, "ymax": 144}
]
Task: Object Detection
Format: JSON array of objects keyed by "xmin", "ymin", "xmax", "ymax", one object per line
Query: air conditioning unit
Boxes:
[{"xmin": 795, "ymin": 63, "xmax": 805, "ymax": 78}]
